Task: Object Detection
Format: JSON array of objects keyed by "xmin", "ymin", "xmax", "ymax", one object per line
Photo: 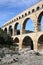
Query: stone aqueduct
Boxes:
[{"xmin": 2, "ymin": 0, "xmax": 43, "ymax": 52}]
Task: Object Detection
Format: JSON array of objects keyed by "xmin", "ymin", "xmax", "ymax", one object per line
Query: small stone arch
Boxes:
[
  {"xmin": 36, "ymin": 6, "xmax": 40, "ymax": 11},
  {"xmin": 4, "ymin": 28, "xmax": 7, "ymax": 33},
  {"xmin": 14, "ymin": 37, "xmax": 19, "ymax": 44},
  {"xmin": 22, "ymin": 14, "xmax": 24, "ymax": 18},
  {"xmin": 9, "ymin": 25, "xmax": 13, "ymax": 36},
  {"xmin": 38, "ymin": 34, "xmax": 43, "ymax": 51},
  {"xmin": 22, "ymin": 36, "xmax": 34, "ymax": 50},
  {"xmin": 25, "ymin": 13, "xmax": 27, "ymax": 16},
  {"xmin": 19, "ymin": 16, "xmax": 21, "ymax": 19},
  {"xmin": 42, "ymin": 4, "xmax": 43, "ymax": 8},
  {"xmin": 32, "ymin": 9, "xmax": 35, "ymax": 13},
  {"xmin": 14, "ymin": 22, "xmax": 21, "ymax": 35},
  {"xmin": 16, "ymin": 18, "xmax": 18, "ymax": 20},
  {"xmin": 28, "ymin": 11, "xmax": 30, "ymax": 14}
]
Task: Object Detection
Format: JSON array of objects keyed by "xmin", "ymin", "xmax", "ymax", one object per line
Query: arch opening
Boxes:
[
  {"xmin": 14, "ymin": 37, "xmax": 19, "ymax": 46},
  {"xmin": 22, "ymin": 36, "xmax": 34, "ymax": 50},
  {"xmin": 4, "ymin": 28, "xmax": 7, "ymax": 33},
  {"xmin": 22, "ymin": 18, "xmax": 34, "ymax": 34},
  {"xmin": 14, "ymin": 37, "xmax": 19, "ymax": 43},
  {"xmin": 38, "ymin": 11, "xmax": 43, "ymax": 31},
  {"xmin": 9, "ymin": 26, "xmax": 13, "ymax": 36},
  {"xmin": 36, "ymin": 6, "xmax": 40, "ymax": 11},
  {"xmin": 32, "ymin": 9, "xmax": 35, "ymax": 13},
  {"xmin": 14, "ymin": 23, "xmax": 20, "ymax": 35},
  {"xmin": 38, "ymin": 34, "xmax": 43, "ymax": 51}
]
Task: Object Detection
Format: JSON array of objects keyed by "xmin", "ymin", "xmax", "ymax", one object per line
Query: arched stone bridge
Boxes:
[{"xmin": 2, "ymin": 0, "xmax": 43, "ymax": 52}]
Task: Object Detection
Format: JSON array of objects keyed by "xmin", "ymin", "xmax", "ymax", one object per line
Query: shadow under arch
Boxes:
[
  {"xmin": 4, "ymin": 28, "xmax": 7, "ymax": 33},
  {"xmin": 14, "ymin": 22, "xmax": 20, "ymax": 35},
  {"xmin": 9, "ymin": 25, "xmax": 13, "ymax": 36},
  {"xmin": 22, "ymin": 36, "xmax": 34, "ymax": 50},
  {"xmin": 14, "ymin": 37, "xmax": 19, "ymax": 44},
  {"xmin": 37, "ymin": 11, "xmax": 43, "ymax": 31},
  {"xmin": 38, "ymin": 34, "xmax": 43, "ymax": 51},
  {"xmin": 22, "ymin": 18, "xmax": 34, "ymax": 34}
]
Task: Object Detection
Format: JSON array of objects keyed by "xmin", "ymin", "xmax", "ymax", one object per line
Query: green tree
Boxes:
[{"xmin": 0, "ymin": 28, "xmax": 18, "ymax": 49}]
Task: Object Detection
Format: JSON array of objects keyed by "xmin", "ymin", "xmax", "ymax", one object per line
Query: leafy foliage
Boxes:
[{"xmin": 0, "ymin": 28, "xmax": 18, "ymax": 48}]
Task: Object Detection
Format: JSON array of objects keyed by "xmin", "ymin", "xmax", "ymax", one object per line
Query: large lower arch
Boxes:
[
  {"xmin": 9, "ymin": 25, "xmax": 13, "ymax": 36},
  {"xmin": 13, "ymin": 37, "xmax": 19, "ymax": 49},
  {"xmin": 14, "ymin": 23, "xmax": 20, "ymax": 35},
  {"xmin": 38, "ymin": 34, "xmax": 43, "ymax": 51},
  {"xmin": 37, "ymin": 11, "xmax": 43, "ymax": 31},
  {"xmin": 14, "ymin": 37, "xmax": 19, "ymax": 44},
  {"xmin": 22, "ymin": 36, "xmax": 34, "ymax": 50},
  {"xmin": 22, "ymin": 18, "xmax": 34, "ymax": 34}
]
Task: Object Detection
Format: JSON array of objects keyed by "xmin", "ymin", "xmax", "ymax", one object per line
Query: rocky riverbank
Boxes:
[{"xmin": 0, "ymin": 48, "xmax": 43, "ymax": 65}]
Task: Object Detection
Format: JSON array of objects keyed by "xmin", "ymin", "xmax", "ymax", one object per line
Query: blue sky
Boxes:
[
  {"xmin": 0, "ymin": 0, "xmax": 40, "ymax": 28},
  {"xmin": 0, "ymin": 0, "xmax": 43, "ymax": 31}
]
